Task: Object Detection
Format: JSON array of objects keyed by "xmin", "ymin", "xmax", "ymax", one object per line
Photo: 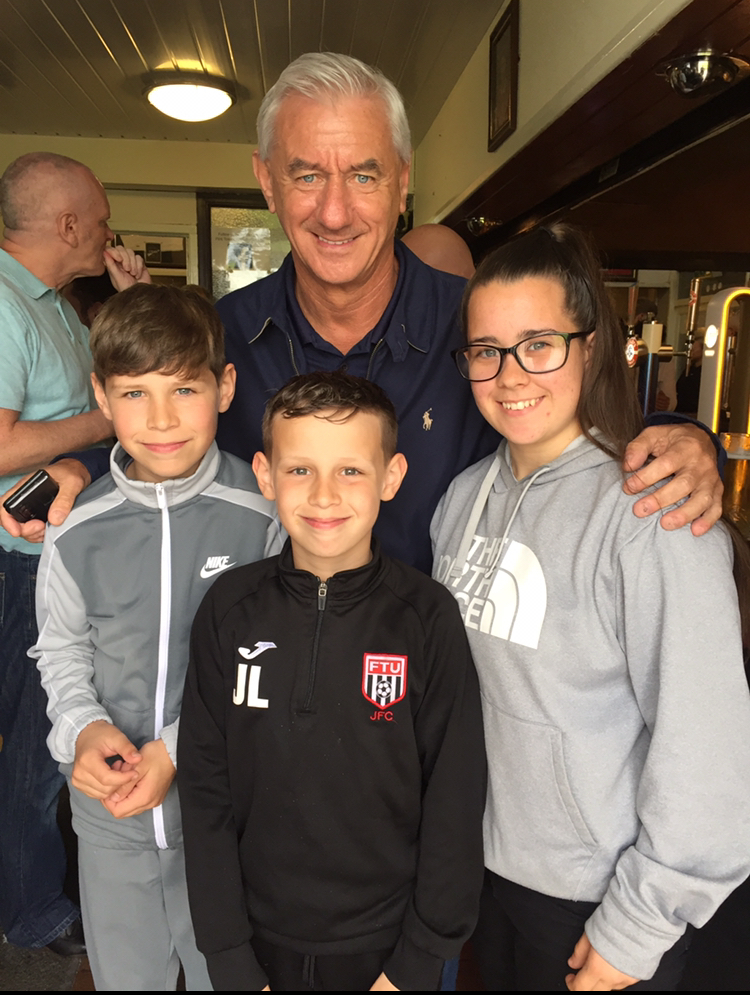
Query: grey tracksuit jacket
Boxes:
[
  {"xmin": 430, "ymin": 434, "xmax": 750, "ymax": 980},
  {"xmin": 31, "ymin": 441, "xmax": 277, "ymax": 850}
]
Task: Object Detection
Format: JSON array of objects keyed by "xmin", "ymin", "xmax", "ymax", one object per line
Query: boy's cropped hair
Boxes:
[
  {"xmin": 89, "ymin": 283, "xmax": 226, "ymax": 384},
  {"xmin": 261, "ymin": 370, "xmax": 399, "ymax": 458}
]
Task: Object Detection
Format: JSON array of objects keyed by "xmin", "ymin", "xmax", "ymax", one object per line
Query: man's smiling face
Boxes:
[{"xmin": 253, "ymin": 93, "xmax": 410, "ymax": 294}]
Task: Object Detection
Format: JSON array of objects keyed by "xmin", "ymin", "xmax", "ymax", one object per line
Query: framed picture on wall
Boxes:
[
  {"xmin": 488, "ymin": 0, "xmax": 519, "ymax": 152},
  {"xmin": 195, "ymin": 190, "xmax": 291, "ymax": 301}
]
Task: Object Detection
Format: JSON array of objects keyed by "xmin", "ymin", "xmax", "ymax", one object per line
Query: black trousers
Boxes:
[
  {"xmin": 473, "ymin": 872, "xmax": 692, "ymax": 991},
  {"xmin": 251, "ymin": 936, "xmax": 390, "ymax": 991},
  {"xmin": 250, "ymin": 936, "xmax": 442, "ymax": 991}
]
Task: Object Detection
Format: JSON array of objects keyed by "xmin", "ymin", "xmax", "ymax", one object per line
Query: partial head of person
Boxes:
[
  {"xmin": 253, "ymin": 52, "xmax": 412, "ymax": 294},
  {"xmin": 634, "ymin": 296, "xmax": 658, "ymax": 323},
  {"xmin": 253, "ymin": 370, "xmax": 407, "ymax": 580},
  {"xmin": 456, "ymin": 223, "xmax": 642, "ymax": 479},
  {"xmin": 0, "ymin": 151, "xmax": 113, "ymax": 287},
  {"xmin": 401, "ymin": 224, "xmax": 475, "ymax": 280},
  {"xmin": 89, "ymin": 283, "xmax": 235, "ymax": 484}
]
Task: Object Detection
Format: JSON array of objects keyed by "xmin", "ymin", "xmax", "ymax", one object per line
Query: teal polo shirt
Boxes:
[{"xmin": 0, "ymin": 248, "xmax": 96, "ymax": 554}]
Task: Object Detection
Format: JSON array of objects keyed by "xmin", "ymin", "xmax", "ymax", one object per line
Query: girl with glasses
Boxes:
[{"xmin": 431, "ymin": 223, "xmax": 750, "ymax": 991}]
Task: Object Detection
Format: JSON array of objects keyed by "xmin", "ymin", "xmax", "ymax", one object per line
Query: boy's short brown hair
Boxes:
[
  {"xmin": 90, "ymin": 284, "xmax": 225, "ymax": 384},
  {"xmin": 262, "ymin": 371, "xmax": 398, "ymax": 459}
]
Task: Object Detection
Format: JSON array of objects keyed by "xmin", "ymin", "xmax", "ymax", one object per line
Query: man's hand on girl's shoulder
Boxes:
[{"xmin": 623, "ymin": 422, "xmax": 722, "ymax": 535}]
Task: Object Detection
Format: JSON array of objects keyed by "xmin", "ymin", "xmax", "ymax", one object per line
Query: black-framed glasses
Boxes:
[{"xmin": 452, "ymin": 330, "xmax": 594, "ymax": 382}]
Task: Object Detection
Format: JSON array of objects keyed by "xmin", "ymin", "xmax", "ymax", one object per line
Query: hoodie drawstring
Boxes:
[{"xmin": 450, "ymin": 457, "xmax": 551, "ymax": 582}]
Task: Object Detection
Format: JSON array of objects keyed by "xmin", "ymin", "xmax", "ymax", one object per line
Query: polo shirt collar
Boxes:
[
  {"xmin": 0, "ymin": 248, "xmax": 55, "ymax": 301},
  {"xmin": 255, "ymin": 240, "xmax": 432, "ymax": 363}
]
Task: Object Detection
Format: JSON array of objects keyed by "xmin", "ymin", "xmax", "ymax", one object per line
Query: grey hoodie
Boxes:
[
  {"xmin": 431, "ymin": 435, "xmax": 750, "ymax": 980},
  {"xmin": 32, "ymin": 441, "xmax": 277, "ymax": 851}
]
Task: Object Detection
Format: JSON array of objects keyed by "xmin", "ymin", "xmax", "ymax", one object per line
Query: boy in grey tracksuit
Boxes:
[{"xmin": 30, "ymin": 285, "xmax": 278, "ymax": 991}]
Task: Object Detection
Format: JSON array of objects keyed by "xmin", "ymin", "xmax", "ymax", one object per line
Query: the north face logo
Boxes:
[{"xmin": 435, "ymin": 536, "xmax": 547, "ymax": 649}]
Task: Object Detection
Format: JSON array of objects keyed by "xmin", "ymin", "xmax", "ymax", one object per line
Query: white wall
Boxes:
[
  {"xmin": 0, "ymin": 134, "xmax": 259, "ymax": 192},
  {"xmin": 413, "ymin": 0, "xmax": 692, "ymax": 225}
]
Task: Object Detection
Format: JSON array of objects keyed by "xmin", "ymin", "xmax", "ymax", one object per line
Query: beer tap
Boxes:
[{"xmin": 685, "ymin": 275, "xmax": 708, "ymax": 375}]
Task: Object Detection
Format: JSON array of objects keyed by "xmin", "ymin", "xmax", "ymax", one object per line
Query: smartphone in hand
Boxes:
[{"xmin": 3, "ymin": 470, "xmax": 59, "ymax": 523}]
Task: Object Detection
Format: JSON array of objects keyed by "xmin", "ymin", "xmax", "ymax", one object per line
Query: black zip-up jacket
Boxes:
[{"xmin": 178, "ymin": 540, "xmax": 486, "ymax": 991}]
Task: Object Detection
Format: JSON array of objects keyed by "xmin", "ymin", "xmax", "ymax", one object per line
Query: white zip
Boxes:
[{"xmin": 152, "ymin": 483, "xmax": 171, "ymax": 850}]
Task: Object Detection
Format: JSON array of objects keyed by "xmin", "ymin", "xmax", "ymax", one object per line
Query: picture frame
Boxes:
[
  {"xmin": 488, "ymin": 0, "xmax": 519, "ymax": 152},
  {"xmin": 144, "ymin": 241, "xmax": 163, "ymax": 266}
]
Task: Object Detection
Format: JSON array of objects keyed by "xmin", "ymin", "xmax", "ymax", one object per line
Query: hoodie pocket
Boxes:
[{"xmin": 482, "ymin": 696, "xmax": 599, "ymax": 892}]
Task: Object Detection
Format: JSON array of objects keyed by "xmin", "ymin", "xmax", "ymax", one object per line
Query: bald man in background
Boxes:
[
  {"xmin": 401, "ymin": 223, "xmax": 475, "ymax": 279},
  {"xmin": 0, "ymin": 152, "xmax": 149, "ymax": 954}
]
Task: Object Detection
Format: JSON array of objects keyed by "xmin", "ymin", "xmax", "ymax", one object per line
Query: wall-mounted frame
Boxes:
[
  {"xmin": 196, "ymin": 190, "xmax": 291, "ymax": 301},
  {"xmin": 114, "ymin": 233, "xmax": 187, "ymax": 287},
  {"xmin": 488, "ymin": 0, "xmax": 519, "ymax": 152}
]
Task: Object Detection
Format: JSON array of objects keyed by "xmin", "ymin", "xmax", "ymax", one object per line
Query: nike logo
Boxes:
[
  {"xmin": 238, "ymin": 642, "xmax": 277, "ymax": 660},
  {"xmin": 200, "ymin": 555, "xmax": 236, "ymax": 579}
]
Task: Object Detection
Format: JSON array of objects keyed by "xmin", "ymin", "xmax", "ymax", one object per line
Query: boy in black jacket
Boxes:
[{"xmin": 178, "ymin": 371, "xmax": 486, "ymax": 992}]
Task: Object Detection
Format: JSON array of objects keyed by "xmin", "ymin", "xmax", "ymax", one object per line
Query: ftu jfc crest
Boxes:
[{"xmin": 362, "ymin": 653, "xmax": 408, "ymax": 709}]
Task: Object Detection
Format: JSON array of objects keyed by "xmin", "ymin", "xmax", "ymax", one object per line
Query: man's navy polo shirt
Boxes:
[{"xmin": 215, "ymin": 240, "xmax": 500, "ymax": 573}]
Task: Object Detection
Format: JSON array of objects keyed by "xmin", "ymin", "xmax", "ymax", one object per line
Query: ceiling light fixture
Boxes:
[{"xmin": 145, "ymin": 73, "xmax": 236, "ymax": 122}]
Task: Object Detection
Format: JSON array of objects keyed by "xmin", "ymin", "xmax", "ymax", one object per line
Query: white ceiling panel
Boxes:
[{"xmin": 0, "ymin": 0, "xmax": 503, "ymax": 146}]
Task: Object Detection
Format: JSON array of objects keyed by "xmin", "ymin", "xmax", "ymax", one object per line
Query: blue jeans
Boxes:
[{"xmin": 0, "ymin": 548, "xmax": 78, "ymax": 946}]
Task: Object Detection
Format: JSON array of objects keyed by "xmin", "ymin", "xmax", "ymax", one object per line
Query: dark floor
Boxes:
[
  {"xmin": 0, "ymin": 941, "xmax": 81, "ymax": 992},
  {"xmin": 0, "ymin": 945, "xmax": 186, "ymax": 992},
  {"xmin": 74, "ymin": 958, "xmax": 95, "ymax": 991}
]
